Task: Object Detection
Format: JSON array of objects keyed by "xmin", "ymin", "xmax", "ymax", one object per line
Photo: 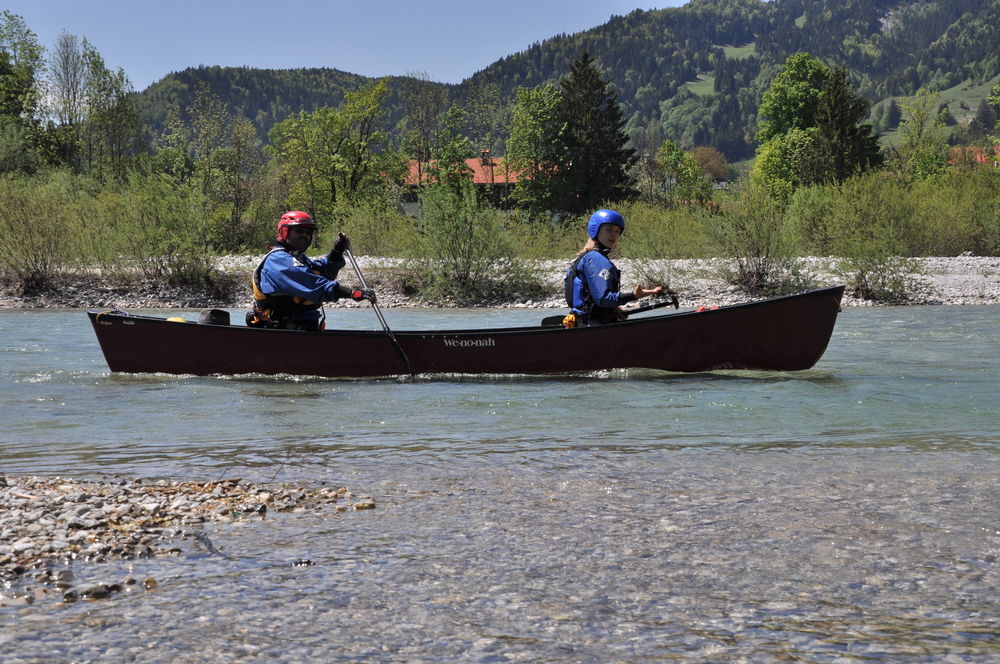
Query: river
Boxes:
[{"xmin": 1, "ymin": 306, "xmax": 998, "ymax": 662}]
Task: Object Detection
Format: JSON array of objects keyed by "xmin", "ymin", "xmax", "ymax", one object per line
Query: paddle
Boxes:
[
  {"xmin": 540, "ymin": 293, "xmax": 680, "ymax": 327},
  {"xmin": 341, "ymin": 238, "xmax": 414, "ymax": 376}
]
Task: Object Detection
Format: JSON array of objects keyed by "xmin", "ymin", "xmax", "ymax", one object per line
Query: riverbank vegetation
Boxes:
[
  {"xmin": 2, "ymin": 166, "xmax": 995, "ymax": 304},
  {"xmin": 1, "ymin": 11, "xmax": 998, "ymax": 305}
]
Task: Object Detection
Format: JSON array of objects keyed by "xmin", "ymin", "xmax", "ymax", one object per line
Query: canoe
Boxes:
[{"xmin": 87, "ymin": 285, "xmax": 845, "ymax": 378}]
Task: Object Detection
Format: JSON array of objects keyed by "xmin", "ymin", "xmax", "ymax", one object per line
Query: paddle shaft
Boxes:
[
  {"xmin": 541, "ymin": 294, "xmax": 679, "ymax": 326},
  {"xmin": 343, "ymin": 245, "xmax": 414, "ymax": 375}
]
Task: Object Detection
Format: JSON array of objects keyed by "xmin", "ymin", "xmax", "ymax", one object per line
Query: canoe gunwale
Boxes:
[{"xmin": 88, "ymin": 285, "xmax": 846, "ymax": 339}]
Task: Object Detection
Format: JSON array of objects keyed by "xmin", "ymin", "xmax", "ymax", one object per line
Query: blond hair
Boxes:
[{"xmin": 576, "ymin": 237, "xmax": 609, "ymax": 258}]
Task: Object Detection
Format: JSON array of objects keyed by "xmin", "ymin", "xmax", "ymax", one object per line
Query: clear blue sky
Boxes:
[{"xmin": 5, "ymin": 0, "xmax": 689, "ymax": 91}]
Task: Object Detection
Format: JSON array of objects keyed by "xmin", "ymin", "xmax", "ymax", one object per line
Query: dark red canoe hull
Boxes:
[{"xmin": 88, "ymin": 286, "xmax": 845, "ymax": 377}]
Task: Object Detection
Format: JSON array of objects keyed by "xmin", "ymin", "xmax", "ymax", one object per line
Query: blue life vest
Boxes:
[{"xmin": 564, "ymin": 248, "xmax": 623, "ymax": 325}]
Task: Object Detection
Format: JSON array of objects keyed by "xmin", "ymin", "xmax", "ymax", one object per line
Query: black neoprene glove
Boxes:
[
  {"xmin": 331, "ymin": 233, "xmax": 350, "ymax": 255},
  {"xmin": 334, "ymin": 284, "xmax": 375, "ymax": 302}
]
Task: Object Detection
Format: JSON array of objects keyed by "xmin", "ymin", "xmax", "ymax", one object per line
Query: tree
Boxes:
[
  {"xmin": 690, "ymin": 146, "xmax": 730, "ymax": 182},
  {"xmin": 655, "ymin": 139, "xmax": 711, "ymax": 206},
  {"xmin": 0, "ymin": 11, "xmax": 44, "ymax": 122},
  {"xmin": 47, "ymin": 31, "xmax": 87, "ymax": 127},
  {"xmin": 427, "ymin": 106, "xmax": 474, "ymax": 195},
  {"xmin": 79, "ymin": 43, "xmax": 141, "ymax": 179},
  {"xmin": 757, "ymin": 52, "xmax": 830, "ymax": 144},
  {"xmin": 153, "ymin": 106, "xmax": 192, "ymax": 179},
  {"xmin": 186, "ymin": 84, "xmax": 232, "ymax": 200},
  {"xmin": 989, "ymin": 83, "xmax": 1000, "ymax": 143},
  {"xmin": 754, "ymin": 56, "xmax": 880, "ymax": 192},
  {"xmin": 466, "ymin": 81, "xmax": 510, "ymax": 158},
  {"xmin": 936, "ymin": 103, "xmax": 956, "ymax": 127},
  {"xmin": 811, "ymin": 67, "xmax": 882, "ymax": 183},
  {"xmin": 43, "ymin": 31, "xmax": 91, "ymax": 168},
  {"xmin": 505, "ymin": 83, "xmax": 564, "ymax": 215},
  {"xmin": 550, "ymin": 51, "xmax": 637, "ymax": 213},
  {"xmin": 269, "ymin": 78, "xmax": 399, "ymax": 217},
  {"xmin": 212, "ymin": 115, "xmax": 265, "ymax": 250},
  {"xmin": 893, "ymin": 88, "xmax": 949, "ymax": 177},
  {"xmin": 750, "ymin": 128, "xmax": 817, "ymax": 201},
  {"xmin": 399, "ymin": 72, "xmax": 449, "ymax": 185},
  {"xmin": 885, "ymin": 99, "xmax": 902, "ymax": 129},
  {"xmin": 0, "ymin": 11, "xmax": 45, "ymax": 172}
]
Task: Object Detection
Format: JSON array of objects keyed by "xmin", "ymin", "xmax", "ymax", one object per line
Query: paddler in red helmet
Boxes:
[{"xmin": 247, "ymin": 211, "xmax": 375, "ymax": 330}]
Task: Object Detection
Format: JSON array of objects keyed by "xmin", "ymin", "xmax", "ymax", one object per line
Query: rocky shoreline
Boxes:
[
  {"xmin": 0, "ymin": 475, "xmax": 374, "ymax": 606},
  {"xmin": 1, "ymin": 256, "xmax": 998, "ymax": 310}
]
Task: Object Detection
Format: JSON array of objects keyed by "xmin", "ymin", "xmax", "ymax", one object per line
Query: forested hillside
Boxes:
[
  {"xmin": 139, "ymin": 66, "xmax": 415, "ymax": 148},
  {"xmin": 137, "ymin": 0, "xmax": 999, "ymax": 161}
]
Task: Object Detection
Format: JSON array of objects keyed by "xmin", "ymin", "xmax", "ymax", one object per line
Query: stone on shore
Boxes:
[{"xmin": 0, "ymin": 474, "xmax": 374, "ymax": 606}]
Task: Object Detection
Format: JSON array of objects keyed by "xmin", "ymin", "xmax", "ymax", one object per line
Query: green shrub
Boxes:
[
  {"xmin": 100, "ymin": 173, "xmax": 221, "ymax": 287},
  {"xmin": 785, "ymin": 185, "xmax": 838, "ymax": 255},
  {"xmin": 412, "ymin": 182, "xmax": 545, "ymax": 303},
  {"xmin": 909, "ymin": 168, "xmax": 1000, "ymax": 256},
  {"xmin": 613, "ymin": 201, "xmax": 714, "ymax": 290},
  {"xmin": 325, "ymin": 200, "xmax": 419, "ymax": 258},
  {"xmin": 834, "ymin": 254, "xmax": 926, "ymax": 302},
  {"xmin": 0, "ymin": 170, "xmax": 83, "ymax": 293},
  {"xmin": 822, "ymin": 174, "xmax": 926, "ymax": 301},
  {"xmin": 705, "ymin": 180, "xmax": 810, "ymax": 294}
]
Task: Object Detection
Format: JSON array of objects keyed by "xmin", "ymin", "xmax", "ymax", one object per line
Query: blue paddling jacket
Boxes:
[
  {"xmin": 250, "ymin": 247, "xmax": 349, "ymax": 328},
  {"xmin": 565, "ymin": 247, "xmax": 636, "ymax": 324}
]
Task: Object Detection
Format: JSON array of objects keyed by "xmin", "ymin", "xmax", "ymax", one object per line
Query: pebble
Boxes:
[{"xmin": 0, "ymin": 474, "xmax": 367, "ymax": 605}]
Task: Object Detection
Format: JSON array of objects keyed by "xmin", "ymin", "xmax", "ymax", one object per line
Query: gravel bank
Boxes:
[
  {"xmin": 1, "ymin": 255, "xmax": 998, "ymax": 310},
  {"xmin": 0, "ymin": 475, "xmax": 374, "ymax": 606}
]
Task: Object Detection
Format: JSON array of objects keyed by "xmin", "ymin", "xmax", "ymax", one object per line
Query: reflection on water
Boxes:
[{"xmin": 1, "ymin": 306, "xmax": 998, "ymax": 662}]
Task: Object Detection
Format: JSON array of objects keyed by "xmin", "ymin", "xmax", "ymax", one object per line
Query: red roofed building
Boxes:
[
  {"xmin": 403, "ymin": 150, "xmax": 520, "ymax": 213},
  {"xmin": 948, "ymin": 145, "xmax": 1000, "ymax": 167}
]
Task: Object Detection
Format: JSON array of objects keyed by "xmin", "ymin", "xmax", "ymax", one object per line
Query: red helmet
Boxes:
[{"xmin": 276, "ymin": 211, "xmax": 316, "ymax": 242}]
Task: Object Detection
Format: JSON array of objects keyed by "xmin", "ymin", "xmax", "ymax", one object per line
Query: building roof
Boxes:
[
  {"xmin": 948, "ymin": 145, "xmax": 1000, "ymax": 165},
  {"xmin": 405, "ymin": 154, "xmax": 520, "ymax": 186}
]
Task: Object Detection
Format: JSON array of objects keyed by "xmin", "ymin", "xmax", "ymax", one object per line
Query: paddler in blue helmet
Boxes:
[{"xmin": 563, "ymin": 209, "xmax": 663, "ymax": 327}]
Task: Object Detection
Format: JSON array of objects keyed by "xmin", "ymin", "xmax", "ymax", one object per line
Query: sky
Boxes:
[{"xmin": 5, "ymin": 0, "xmax": 689, "ymax": 91}]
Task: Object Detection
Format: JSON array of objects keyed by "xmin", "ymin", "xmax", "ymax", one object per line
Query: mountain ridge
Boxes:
[{"xmin": 136, "ymin": 0, "xmax": 1000, "ymax": 160}]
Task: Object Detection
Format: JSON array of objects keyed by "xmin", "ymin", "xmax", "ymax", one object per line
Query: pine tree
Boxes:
[
  {"xmin": 550, "ymin": 51, "xmax": 637, "ymax": 213},
  {"xmin": 811, "ymin": 67, "xmax": 882, "ymax": 183},
  {"xmin": 885, "ymin": 99, "xmax": 902, "ymax": 129}
]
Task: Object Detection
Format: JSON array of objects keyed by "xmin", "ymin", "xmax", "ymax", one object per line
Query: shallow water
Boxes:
[{"xmin": 1, "ymin": 306, "xmax": 998, "ymax": 662}]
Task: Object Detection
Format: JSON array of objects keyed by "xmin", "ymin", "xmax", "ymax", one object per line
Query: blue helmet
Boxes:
[{"xmin": 587, "ymin": 209, "xmax": 625, "ymax": 239}]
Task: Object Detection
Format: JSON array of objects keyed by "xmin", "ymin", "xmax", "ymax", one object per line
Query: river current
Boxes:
[{"xmin": 1, "ymin": 305, "xmax": 998, "ymax": 662}]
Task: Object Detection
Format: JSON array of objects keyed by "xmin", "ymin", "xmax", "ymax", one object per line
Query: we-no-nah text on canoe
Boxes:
[{"xmin": 443, "ymin": 338, "xmax": 496, "ymax": 348}]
